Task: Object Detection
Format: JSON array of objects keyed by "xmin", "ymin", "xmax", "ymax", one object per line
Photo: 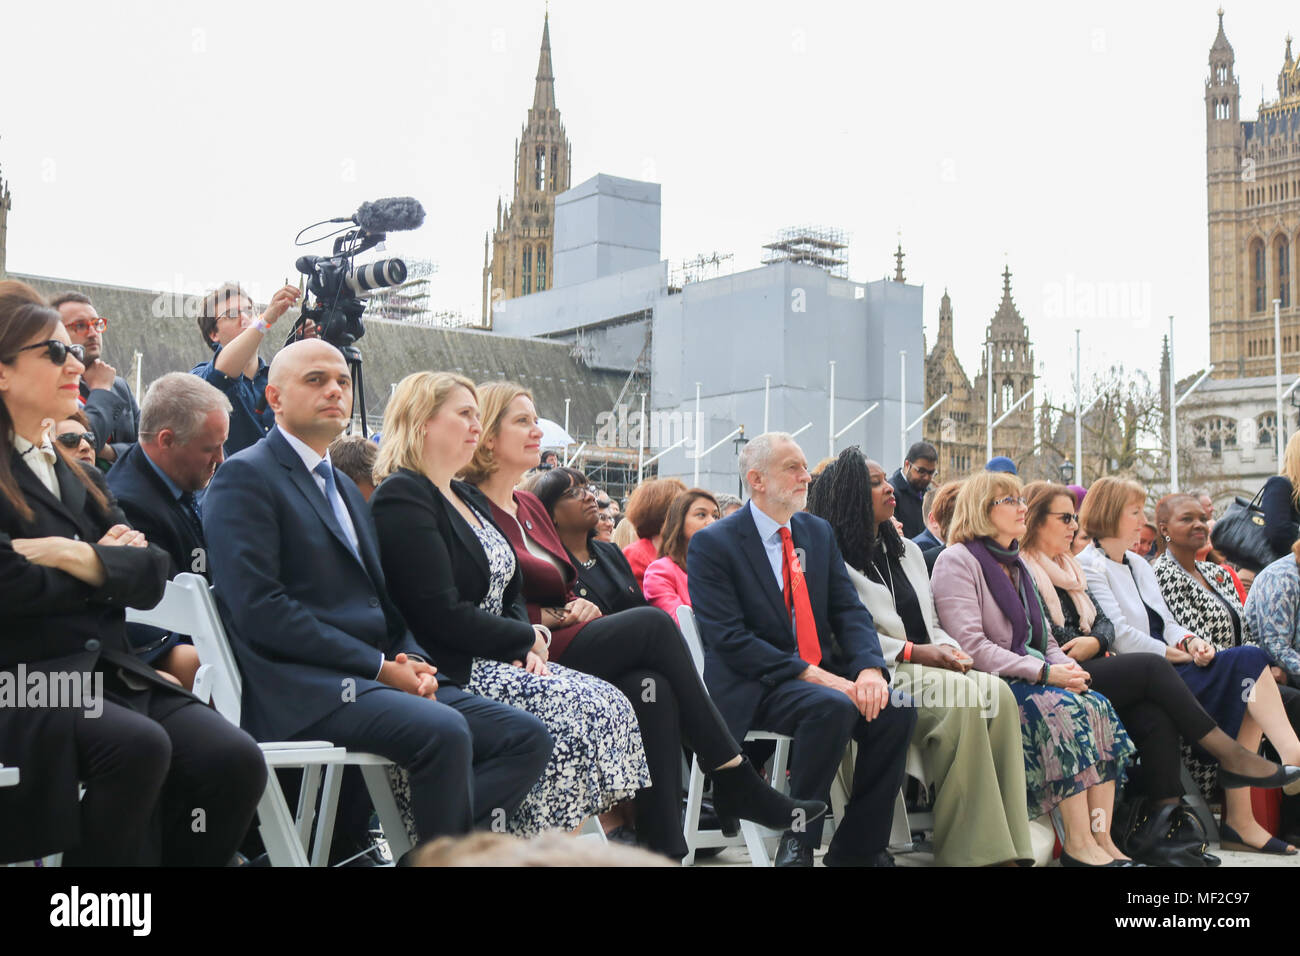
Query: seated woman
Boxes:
[
  {"xmin": 463, "ymin": 381, "xmax": 825, "ymax": 859},
  {"xmin": 530, "ymin": 467, "xmax": 649, "ymax": 616},
  {"xmin": 0, "ymin": 280, "xmax": 265, "ymax": 866},
  {"xmin": 809, "ymin": 450, "xmax": 1033, "ymax": 867},
  {"xmin": 621, "ymin": 477, "xmax": 686, "ymax": 587},
  {"xmin": 53, "ymin": 409, "xmax": 96, "ymax": 467},
  {"xmin": 640, "ymin": 488, "xmax": 721, "ymax": 618},
  {"xmin": 1021, "ymin": 481, "xmax": 1289, "ymax": 865},
  {"xmin": 1078, "ymin": 478, "xmax": 1300, "ymax": 855},
  {"xmin": 369, "ymin": 371, "xmax": 651, "ymax": 839},
  {"xmin": 930, "ymin": 469, "xmax": 1137, "ymax": 867},
  {"xmin": 1245, "ymin": 544, "xmax": 1300, "ymax": 685}
]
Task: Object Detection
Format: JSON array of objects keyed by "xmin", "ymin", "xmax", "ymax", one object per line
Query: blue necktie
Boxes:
[
  {"xmin": 313, "ymin": 460, "xmax": 361, "ymax": 559},
  {"xmin": 178, "ymin": 490, "xmax": 204, "ymax": 537}
]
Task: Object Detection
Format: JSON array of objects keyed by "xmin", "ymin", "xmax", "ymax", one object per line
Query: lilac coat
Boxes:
[{"xmin": 931, "ymin": 541, "xmax": 1070, "ymax": 682}]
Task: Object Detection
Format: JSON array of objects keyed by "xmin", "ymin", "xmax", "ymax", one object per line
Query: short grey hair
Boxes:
[
  {"xmin": 139, "ymin": 372, "xmax": 232, "ymax": 444},
  {"xmin": 739, "ymin": 431, "xmax": 796, "ymax": 489},
  {"xmin": 714, "ymin": 492, "xmax": 742, "ymax": 511}
]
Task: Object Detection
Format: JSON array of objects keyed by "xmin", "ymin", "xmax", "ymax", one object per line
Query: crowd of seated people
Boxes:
[{"xmin": 15, "ymin": 274, "xmax": 1300, "ymax": 871}]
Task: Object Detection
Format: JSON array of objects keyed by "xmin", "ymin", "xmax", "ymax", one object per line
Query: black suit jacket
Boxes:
[
  {"xmin": 686, "ymin": 501, "xmax": 888, "ymax": 741},
  {"xmin": 912, "ymin": 528, "xmax": 945, "ymax": 574},
  {"xmin": 573, "ymin": 538, "xmax": 647, "ymax": 615},
  {"xmin": 202, "ymin": 426, "xmax": 425, "ymax": 742},
  {"xmin": 370, "ymin": 469, "xmax": 536, "ymax": 687},
  {"xmin": 0, "ymin": 447, "xmax": 180, "ymax": 861}
]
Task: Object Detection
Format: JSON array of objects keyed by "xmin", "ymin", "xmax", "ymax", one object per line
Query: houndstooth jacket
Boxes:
[{"xmin": 1152, "ymin": 553, "xmax": 1248, "ymax": 650}]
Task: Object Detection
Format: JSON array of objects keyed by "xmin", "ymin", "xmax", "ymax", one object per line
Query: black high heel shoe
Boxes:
[
  {"xmin": 709, "ymin": 757, "xmax": 827, "ymax": 833},
  {"xmin": 1060, "ymin": 850, "xmax": 1129, "ymax": 867},
  {"xmin": 1218, "ymin": 763, "xmax": 1300, "ymax": 792}
]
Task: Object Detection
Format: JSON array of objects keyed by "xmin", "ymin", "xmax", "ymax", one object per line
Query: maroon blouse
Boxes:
[{"xmin": 486, "ymin": 489, "xmax": 590, "ymax": 659}]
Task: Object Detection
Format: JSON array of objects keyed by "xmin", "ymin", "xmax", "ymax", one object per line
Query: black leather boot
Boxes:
[{"xmin": 709, "ymin": 757, "xmax": 827, "ymax": 834}]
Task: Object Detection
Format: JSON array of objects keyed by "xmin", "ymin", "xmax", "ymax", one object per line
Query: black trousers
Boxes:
[
  {"xmin": 64, "ymin": 697, "xmax": 266, "ymax": 866},
  {"xmin": 294, "ymin": 683, "xmax": 552, "ymax": 841},
  {"xmin": 560, "ymin": 606, "xmax": 739, "ymax": 858},
  {"xmin": 1085, "ymin": 654, "xmax": 1218, "ymax": 801}
]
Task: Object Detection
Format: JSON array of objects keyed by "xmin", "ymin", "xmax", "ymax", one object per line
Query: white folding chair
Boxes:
[{"xmin": 127, "ymin": 573, "xmax": 413, "ymax": 866}]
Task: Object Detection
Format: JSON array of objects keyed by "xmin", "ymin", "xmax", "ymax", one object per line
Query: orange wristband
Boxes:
[{"xmin": 903, "ymin": 641, "xmax": 914, "ymax": 663}]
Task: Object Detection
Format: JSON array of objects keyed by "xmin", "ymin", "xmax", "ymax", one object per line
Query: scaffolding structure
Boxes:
[
  {"xmin": 365, "ymin": 258, "xmax": 435, "ymax": 323},
  {"xmin": 761, "ymin": 225, "xmax": 849, "ymax": 278},
  {"xmin": 668, "ymin": 251, "xmax": 735, "ymax": 291}
]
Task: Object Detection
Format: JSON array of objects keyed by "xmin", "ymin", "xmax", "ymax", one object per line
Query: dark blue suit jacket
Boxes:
[
  {"xmin": 686, "ymin": 501, "xmax": 888, "ymax": 741},
  {"xmin": 202, "ymin": 425, "xmax": 425, "ymax": 741},
  {"xmin": 912, "ymin": 527, "xmax": 944, "ymax": 574}
]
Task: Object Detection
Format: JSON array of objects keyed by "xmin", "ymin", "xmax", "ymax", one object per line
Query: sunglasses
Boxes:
[
  {"xmin": 55, "ymin": 431, "xmax": 96, "ymax": 449},
  {"xmin": 63, "ymin": 317, "xmax": 108, "ymax": 336},
  {"xmin": 6, "ymin": 340, "xmax": 86, "ymax": 365},
  {"xmin": 1049, "ymin": 512, "xmax": 1079, "ymax": 525}
]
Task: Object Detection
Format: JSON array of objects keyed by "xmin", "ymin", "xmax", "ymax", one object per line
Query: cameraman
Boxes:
[{"xmin": 191, "ymin": 282, "xmax": 313, "ymax": 456}]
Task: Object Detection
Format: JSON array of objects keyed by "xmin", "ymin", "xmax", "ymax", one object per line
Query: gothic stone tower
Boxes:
[
  {"xmin": 924, "ymin": 290, "xmax": 981, "ymax": 476},
  {"xmin": 1206, "ymin": 11, "xmax": 1300, "ymax": 379},
  {"xmin": 0, "ymin": 163, "xmax": 10, "ymax": 278},
  {"xmin": 482, "ymin": 13, "xmax": 572, "ymax": 325},
  {"xmin": 973, "ymin": 267, "xmax": 1035, "ymax": 464}
]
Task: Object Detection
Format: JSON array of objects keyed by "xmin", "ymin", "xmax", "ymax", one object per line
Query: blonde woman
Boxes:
[
  {"xmin": 461, "ymin": 381, "xmax": 826, "ymax": 860},
  {"xmin": 369, "ymin": 372, "xmax": 651, "ymax": 838},
  {"xmin": 1262, "ymin": 431, "xmax": 1300, "ymax": 562},
  {"xmin": 930, "ymin": 470, "xmax": 1137, "ymax": 867}
]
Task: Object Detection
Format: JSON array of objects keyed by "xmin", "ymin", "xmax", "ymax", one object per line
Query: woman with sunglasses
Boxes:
[
  {"xmin": 463, "ymin": 381, "xmax": 826, "ymax": 860},
  {"xmin": 1020, "ymin": 481, "xmax": 1289, "ymax": 864},
  {"xmin": 54, "ymin": 411, "xmax": 96, "ymax": 467},
  {"xmin": 930, "ymin": 470, "xmax": 1137, "ymax": 866},
  {"xmin": 0, "ymin": 281, "xmax": 265, "ymax": 865}
]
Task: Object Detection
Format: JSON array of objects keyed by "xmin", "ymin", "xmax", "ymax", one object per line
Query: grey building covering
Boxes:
[
  {"xmin": 554, "ymin": 174, "xmax": 661, "ymax": 288},
  {"xmin": 14, "ymin": 273, "xmax": 627, "ymax": 442}
]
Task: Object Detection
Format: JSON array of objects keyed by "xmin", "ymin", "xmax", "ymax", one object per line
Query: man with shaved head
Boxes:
[{"xmin": 203, "ymin": 340, "xmax": 552, "ymax": 858}]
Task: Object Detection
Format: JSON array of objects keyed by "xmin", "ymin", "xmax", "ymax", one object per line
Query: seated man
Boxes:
[
  {"xmin": 328, "ymin": 433, "xmax": 378, "ymax": 502},
  {"xmin": 107, "ymin": 373, "xmax": 231, "ymax": 689},
  {"xmin": 688, "ymin": 432, "xmax": 916, "ymax": 867},
  {"xmin": 54, "ymin": 291, "xmax": 139, "ymax": 466},
  {"xmin": 203, "ymin": 339, "xmax": 551, "ymax": 850}
]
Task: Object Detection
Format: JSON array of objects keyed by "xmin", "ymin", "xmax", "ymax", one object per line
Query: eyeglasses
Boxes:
[
  {"xmin": 596, "ymin": 498, "xmax": 611, "ymax": 509},
  {"xmin": 596, "ymin": 512, "xmax": 615, "ymax": 524},
  {"xmin": 5, "ymin": 340, "xmax": 86, "ymax": 365},
  {"xmin": 909, "ymin": 464, "xmax": 937, "ymax": 478},
  {"xmin": 63, "ymin": 317, "xmax": 108, "ymax": 336},
  {"xmin": 216, "ymin": 305, "xmax": 256, "ymax": 321},
  {"xmin": 55, "ymin": 431, "xmax": 96, "ymax": 449},
  {"xmin": 1049, "ymin": 512, "xmax": 1079, "ymax": 525},
  {"xmin": 991, "ymin": 495, "xmax": 1027, "ymax": 508},
  {"xmin": 562, "ymin": 485, "xmax": 595, "ymax": 501}
]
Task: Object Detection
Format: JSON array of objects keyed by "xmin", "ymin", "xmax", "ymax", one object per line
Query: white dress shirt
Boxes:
[
  {"xmin": 14, "ymin": 433, "xmax": 59, "ymax": 500},
  {"xmin": 279, "ymin": 427, "xmax": 361, "ymax": 556}
]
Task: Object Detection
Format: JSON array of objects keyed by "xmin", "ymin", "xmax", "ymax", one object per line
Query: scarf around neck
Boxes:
[
  {"xmin": 1021, "ymin": 547, "xmax": 1097, "ymax": 632},
  {"xmin": 966, "ymin": 536, "xmax": 1047, "ymax": 657}
]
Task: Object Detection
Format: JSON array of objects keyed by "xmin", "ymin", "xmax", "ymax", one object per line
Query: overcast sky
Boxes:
[{"xmin": 1, "ymin": 1, "xmax": 1292, "ymax": 403}]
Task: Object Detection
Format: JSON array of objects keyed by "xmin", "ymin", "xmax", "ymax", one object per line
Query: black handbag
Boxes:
[{"xmin": 1210, "ymin": 487, "xmax": 1274, "ymax": 572}]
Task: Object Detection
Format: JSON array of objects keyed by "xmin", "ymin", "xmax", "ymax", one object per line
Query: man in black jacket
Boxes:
[
  {"xmin": 107, "ymin": 372, "xmax": 230, "ymax": 687},
  {"xmin": 889, "ymin": 441, "xmax": 938, "ymax": 539},
  {"xmin": 53, "ymin": 292, "xmax": 140, "ymax": 466}
]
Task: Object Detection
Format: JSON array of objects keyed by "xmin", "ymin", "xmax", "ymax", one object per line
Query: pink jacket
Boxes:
[
  {"xmin": 623, "ymin": 537, "xmax": 658, "ymax": 588},
  {"xmin": 931, "ymin": 541, "xmax": 1070, "ymax": 682},
  {"xmin": 642, "ymin": 556, "xmax": 690, "ymax": 619}
]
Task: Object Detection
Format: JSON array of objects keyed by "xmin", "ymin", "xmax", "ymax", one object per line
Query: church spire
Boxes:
[
  {"xmin": 893, "ymin": 241, "xmax": 905, "ymax": 282},
  {"xmin": 533, "ymin": 11, "xmax": 556, "ymax": 112},
  {"xmin": 937, "ymin": 289, "xmax": 954, "ymax": 349}
]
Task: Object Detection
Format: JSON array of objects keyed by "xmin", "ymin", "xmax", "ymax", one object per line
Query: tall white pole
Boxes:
[
  {"xmin": 828, "ymin": 360, "xmax": 836, "ymax": 458},
  {"xmin": 986, "ymin": 341, "xmax": 994, "ymax": 462},
  {"xmin": 636, "ymin": 392, "xmax": 646, "ymax": 485},
  {"xmin": 1074, "ymin": 329, "xmax": 1082, "ymax": 485},
  {"xmin": 563, "ymin": 398, "xmax": 570, "ymax": 442},
  {"xmin": 899, "ymin": 351, "xmax": 907, "ymax": 467},
  {"xmin": 133, "ymin": 350, "xmax": 142, "ymax": 403},
  {"xmin": 1276, "ymin": 298, "xmax": 1285, "ymax": 465},
  {"xmin": 1169, "ymin": 315, "xmax": 1178, "ymax": 493},
  {"xmin": 763, "ymin": 374, "xmax": 771, "ymax": 434},
  {"xmin": 693, "ymin": 381, "xmax": 702, "ymax": 487}
]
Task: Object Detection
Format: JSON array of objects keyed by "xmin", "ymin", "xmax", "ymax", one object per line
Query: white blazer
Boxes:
[
  {"xmin": 846, "ymin": 537, "xmax": 960, "ymax": 680},
  {"xmin": 1076, "ymin": 544, "xmax": 1186, "ymax": 656}
]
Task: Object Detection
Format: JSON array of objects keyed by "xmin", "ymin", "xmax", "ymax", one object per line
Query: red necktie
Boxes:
[{"xmin": 778, "ymin": 527, "xmax": 821, "ymax": 665}]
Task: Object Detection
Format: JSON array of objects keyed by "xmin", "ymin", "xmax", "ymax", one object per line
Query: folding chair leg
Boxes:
[
  {"xmin": 361, "ymin": 764, "xmax": 413, "ymax": 861},
  {"xmin": 295, "ymin": 764, "xmax": 324, "ymax": 853},
  {"xmin": 259, "ymin": 771, "xmax": 310, "ymax": 867},
  {"xmin": 681, "ymin": 755, "xmax": 707, "ymax": 866},
  {"xmin": 889, "ymin": 788, "xmax": 915, "ymax": 852},
  {"xmin": 740, "ymin": 820, "xmax": 774, "ymax": 866},
  {"xmin": 311, "ymin": 764, "xmax": 343, "ymax": 867}
]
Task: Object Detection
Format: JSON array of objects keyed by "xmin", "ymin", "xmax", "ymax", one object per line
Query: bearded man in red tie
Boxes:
[{"xmin": 687, "ymin": 432, "xmax": 916, "ymax": 867}]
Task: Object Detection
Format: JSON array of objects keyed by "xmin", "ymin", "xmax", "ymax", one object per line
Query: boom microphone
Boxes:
[{"xmin": 353, "ymin": 197, "xmax": 426, "ymax": 234}]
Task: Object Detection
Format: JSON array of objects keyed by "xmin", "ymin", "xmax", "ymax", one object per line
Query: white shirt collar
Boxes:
[
  {"xmin": 749, "ymin": 499, "xmax": 791, "ymax": 543},
  {"xmin": 278, "ymin": 426, "xmax": 331, "ymax": 475}
]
